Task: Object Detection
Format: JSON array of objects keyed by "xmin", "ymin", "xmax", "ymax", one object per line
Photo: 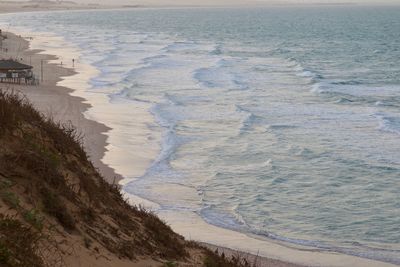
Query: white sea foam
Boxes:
[{"xmin": 375, "ymin": 113, "xmax": 400, "ymax": 135}]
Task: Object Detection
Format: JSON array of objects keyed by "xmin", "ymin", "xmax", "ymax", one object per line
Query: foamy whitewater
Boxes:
[{"xmin": 1, "ymin": 6, "xmax": 400, "ymax": 265}]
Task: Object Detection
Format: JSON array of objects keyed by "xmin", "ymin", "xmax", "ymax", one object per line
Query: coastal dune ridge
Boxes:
[{"xmin": 1, "ymin": 5, "xmax": 400, "ymax": 267}]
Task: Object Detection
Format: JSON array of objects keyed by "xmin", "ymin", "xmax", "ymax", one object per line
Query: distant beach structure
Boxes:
[
  {"xmin": 0, "ymin": 59, "xmax": 35, "ymax": 84},
  {"xmin": 0, "ymin": 29, "xmax": 5, "ymax": 51}
]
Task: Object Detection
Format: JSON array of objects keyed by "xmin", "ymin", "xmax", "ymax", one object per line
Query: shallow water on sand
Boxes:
[{"xmin": 1, "ymin": 6, "xmax": 400, "ymax": 264}]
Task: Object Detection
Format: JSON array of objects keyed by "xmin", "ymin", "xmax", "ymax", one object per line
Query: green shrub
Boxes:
[
  {"xmin": 164, "ymin": 261, "xmax": 177, "ymax": 267},
  {"xmin": 0, "ymin": 243, "xmax": 11, "ymax": 264},
  {"xmin": 0, "ymin": 178, "xmax": 12, "ymax": 189},
  {"xmin": 41, "ymin": 187, "xmax": 75, "ymax": 230},
  {"xmin": 0, "ymin": 215, "xmax": 44, "ymax": 267},
  {"xmin": 1, "ymin": 191, "xmax": 20, "ymax": 209},
  {"xmin": 23, "ymin": 209, "xmax": 44, "ymax": 230}
]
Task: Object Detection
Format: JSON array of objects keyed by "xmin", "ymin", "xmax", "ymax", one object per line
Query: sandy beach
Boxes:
[
  {"xmin": 1, "ymin": 7, "xmax": 399, "ymax": 267},
  {"xmin": 0, "ymin": 1, "xmax": 115, "ymax": 14},
  {"xmin": 0, "ymin": 31, "xmax": 123, "ymax": 184},
  {"xmin": 0, "ymin": 28, "xmax": 306, "ymax": 267}
]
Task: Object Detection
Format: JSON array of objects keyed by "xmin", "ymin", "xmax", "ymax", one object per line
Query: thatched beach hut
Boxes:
[{"xmin": 0, "ymin": 59, "xmax": 35, "ymax": 84}]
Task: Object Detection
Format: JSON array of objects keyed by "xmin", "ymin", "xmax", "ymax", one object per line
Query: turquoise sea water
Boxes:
[{"xmin": 1, "ymin": 6, "xmax": 400, "ymax": 264}]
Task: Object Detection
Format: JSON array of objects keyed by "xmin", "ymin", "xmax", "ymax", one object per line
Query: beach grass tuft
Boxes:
[{"xmin": 0, "ymin": 215, "xmax": 44, "ymax": 267}]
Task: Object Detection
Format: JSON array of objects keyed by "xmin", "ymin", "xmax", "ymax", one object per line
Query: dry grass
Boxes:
[
  {"xmin": 0, "ymin": 89, "xmax": 189, "ymax": 264},
  {"xmin": 0, "ymin": 89, "xmax": 255, "ymax": 267},
  {"xmin": 0, "ymin": 215, "xmax": 44, "ymax": 267},
  {"xmin": 40, "ymin": 187, "xmax": 75, "ymax": 230}
]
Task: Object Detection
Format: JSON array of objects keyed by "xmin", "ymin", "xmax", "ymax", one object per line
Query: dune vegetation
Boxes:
[{"xmin": 0, "ymin": 89, "xmax": 258, "ymax": 267}]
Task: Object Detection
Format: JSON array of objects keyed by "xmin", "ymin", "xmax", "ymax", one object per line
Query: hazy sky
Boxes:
[{"xmin": 88, "ymin": 0, "xmax": 400, "ymax": 6}]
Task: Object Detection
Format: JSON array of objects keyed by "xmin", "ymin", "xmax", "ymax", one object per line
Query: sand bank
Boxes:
[{"xmin": 0, "ymin": 1, "xmax": 116, "ymax": 14}]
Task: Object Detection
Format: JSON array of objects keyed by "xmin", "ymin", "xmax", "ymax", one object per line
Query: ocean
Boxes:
[{"xmin": 1, "ymin": 6, "xmax": 400, "ymax": 265}]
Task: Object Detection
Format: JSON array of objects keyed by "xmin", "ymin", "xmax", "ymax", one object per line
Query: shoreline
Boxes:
[
  {"xmin": 0, "ymin": 27, "xmax": 308, "ymax": 267},
  {"xmin": 1, "ymin": 12, "xmax": 398, "ymax": 267},
  {"xmin": 0, "ymin": 31, "xmax": 123, "ymax": 185}
]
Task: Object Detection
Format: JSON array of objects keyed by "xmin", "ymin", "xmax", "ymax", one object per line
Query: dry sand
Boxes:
[{"xmin": 0, "ymin": 31, "xmax": 123, "ymax": 184}]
